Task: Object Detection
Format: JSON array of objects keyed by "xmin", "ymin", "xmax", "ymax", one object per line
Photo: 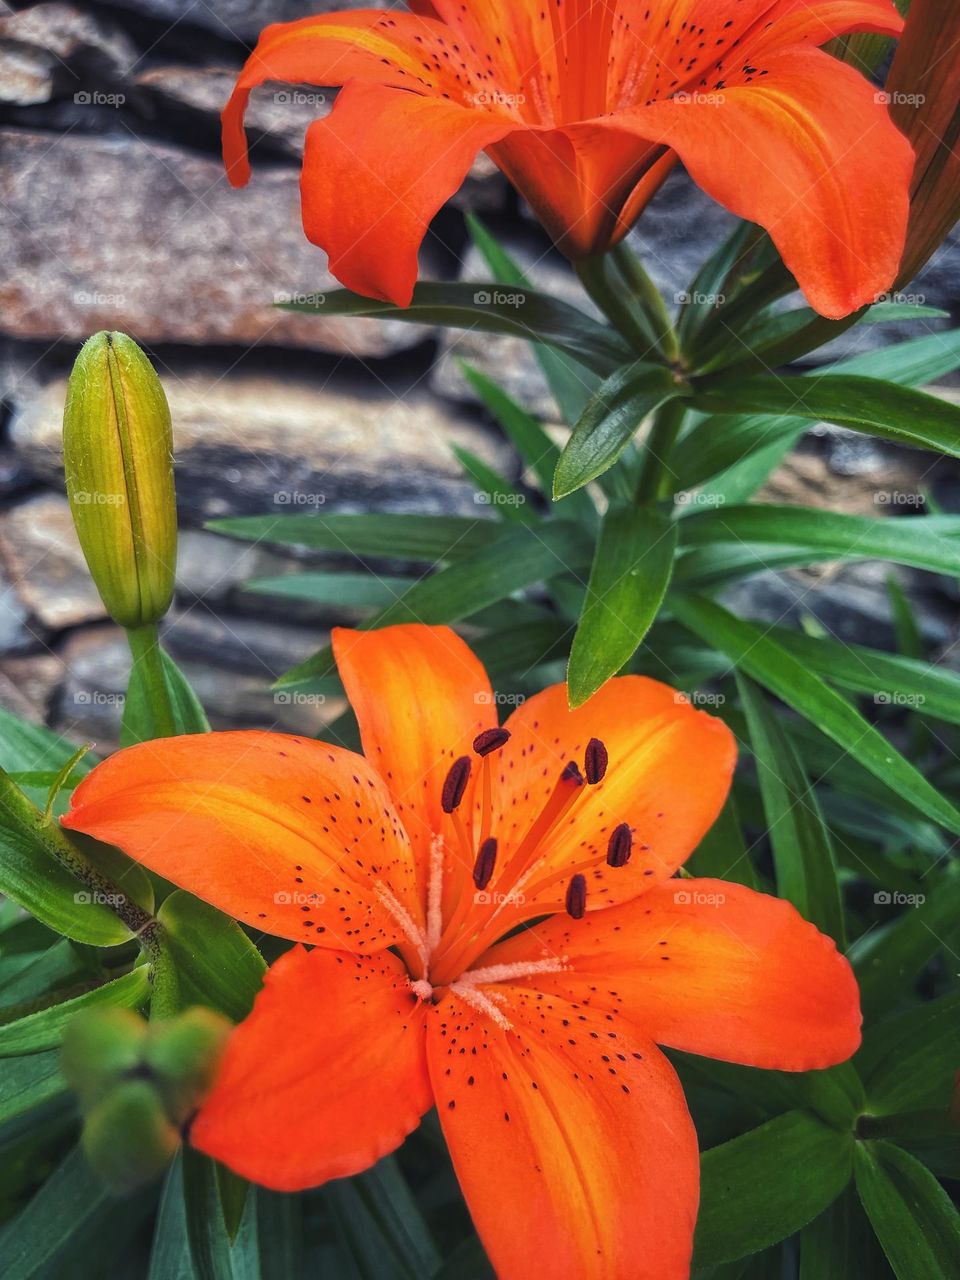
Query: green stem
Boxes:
[
  {"xmin": 126, "ymin": 623, "xmax": 177, "ymax": 741},
  {"xmin": 635, "ymin": 399, "xmax": 688, "ymax": 503},
  {"xmin": 575, "ymin": 256, "xmax": 658, "ymax": 353},
  {"xmin": 609, "ymin": 243, "xmax": 681, "ymax": 364}
]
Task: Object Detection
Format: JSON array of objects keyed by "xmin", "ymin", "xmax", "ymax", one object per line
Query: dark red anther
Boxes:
[
  {"xmin": 561, "ymin": 760, "xmax": 585, "ymax": 786},
  {"xmin": 584, "ymin": 738, "xmax": 608, "ymax": 785},
  {"xmin": 606, "ymin": 823, "xmax": 633, "ymax": 868},
  {"xmin": 473, "ymin": 727, "xmax": 511, "ymax": 757},
  {"xmin": 441, "ymin": 755, "xmax": 471, "ymax": 813},
  {"xmin": 473, "ymin": 837, "xmax": 498, "ymax": 891},
  {"xmin": 565, "ymin": 873, "xmax": 587, "ymax": 920}
]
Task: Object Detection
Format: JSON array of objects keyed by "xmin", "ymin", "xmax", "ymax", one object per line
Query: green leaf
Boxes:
[
  {"xmin": 182, "ymin": 1149, "xmax": 259, "ymax": 1280},
  {"xmin": 671, "ymin": 597, "xmax": 960, "ymax": 836},
  {"xmin": 156, "ymin": 892, "xmax": 265, "ymax": 1023},
  {"xmin": 465, "ymin": 214, "xmax": 599, "ymax": 421},
  {"xmin": 863, "ymin": 301, "xmax": 950, "ymax": 322},
  {"xmin": 858, "ymin": 988, "xmax": 960, "ymax": 1116},
  {"xmin": 0, "ymin": 709, "xmax": 94, "ymax": 779},
  {"xmin": 0, "ymin": 966, "xmax": 149, "ymax": 1057},
  {"xmin": 433, "ymin": 1236, "xmax": 495, "ymax": 1280},
  {"xmin": 324, "ymin": 1155, "xmax": 440, "ymax": 1280},
  {"xmin": 244, "ymin": 573, "xmax": 415, "ymax": 609},
  {"xmin": 857, "ymin": 1112, "xmax": 960, "ymax": 1182},
  {"xmin": 692, "ymin": 376, "xmax": 960, "ymax": 458},
  {"xmin": 766, "ymin": 629, "xmax": 960, "ymax": 727},
  {"xmin": 567, "ymin": 504, "xmax": 677, "ymax": 706},
  {"xmin": 450, "ymin": 444, "xmax": 531, "ymax": 525},
  {"xmin": 677, "ymin": 506, "xmax": 960, "ymax": 577},
  {"xmin": 553, "ymin": 363, "xmax": 686, "ymax": 497},
  {"xmin": 148, "ymin": 1154, "xmax": 194, "ymax": 1280},
  {"xmin": 849, "ymin": 889, "xmax": 960, "ymax": 1018},
  {"xmin": 0, "ymin": 1052, "xmax": 65, "ymax": 1127},
  {"xmin": 207, "ymin": 514, "xmax": 497, "ymax": 562},
  {"xmin": 799, "ymin": 1184, "xmax": 894, "ymax": 1280},
  {"xmin": 0, "ymin": 773, "xmax": 133, "ymax": 947},
  {"xmin": 279, "ymin": 282, "xmax": 628, "ymax": 374},
  {"xmin": 257, "ymin": 1190, "xmax": 303, "ymax": 1280},
  {"xmin": 459, "ymin": 363, "xmax": 596, "ymax": 524},
  {"xmin": 277, "ymin": 521, "xmax": 591, "ymax": 688},
  {"xmin": 737, "ymin": 674, "xmax": 844, "ymax": 943},
  {"xmin": 694, "ymin": 1110, "xmax": 854, "ymax": 1265},
  {"xmin": 121, "ymin": 649, "xmax": 210, "ymax": 747},
  {"xmin": 684, "ymin": 795, "xmax": 759, "ymax": 889},
  {"xmin": 854, "ymin": 1141, "xmax": 960, "ymax": 1280},
  {"xmin": 0, "ymin": 1145, "xmax": 110, "ymax": 1280}
]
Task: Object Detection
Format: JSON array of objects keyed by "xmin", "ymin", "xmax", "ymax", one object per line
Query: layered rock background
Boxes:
[{"xmin": 0, "ymin": 0, "xmax": 957, "ymax": 750}]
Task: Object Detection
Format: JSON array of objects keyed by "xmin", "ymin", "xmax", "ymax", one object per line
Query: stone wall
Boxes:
[{"xmin": 1, "ymin": 0, "xmax": 958, "ymax": 750}]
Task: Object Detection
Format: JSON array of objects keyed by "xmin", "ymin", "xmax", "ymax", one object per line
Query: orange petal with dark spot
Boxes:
[
  {"xmin": 62, "ymin": 730, "xmax": 420, "ymax": 951},
  {"xmin": 193, "ymin": 947, "xmax": 432, "ymax": 1190}
]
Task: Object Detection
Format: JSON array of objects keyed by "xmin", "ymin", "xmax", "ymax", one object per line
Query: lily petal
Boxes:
[
  {"xmin": 333, "ymin": 624, "xmax": 496, "ymax": 903},
  {"xmin": 483, "ymin": 676, "xmax": 735, "ymax": 915},
  {"xmin": 749, "ymin": 0, "xmax": 906, "ymax": 53},
  {"xmin": 193, "ymin": 946, "xmax": 431, "ymax": 1190},
  {"xmin": 222, "ymin": 9, "xmax": 489, "ymax": 186},
  {"xmin": 488, "ymin": 879, "xmax": 862, "ymax": 1071},
  {"xmin": 62, "ymin": 731, "xmax": 420, "ymax": 952},
  {"xmin": 300, "ymin": 81, "xmax": 518, "ymax": 305},
  {"xmin": 588, "ymin": 46, "xmax": 913, "ymax": 317},
  {"xmin": 428, "ymin": 987, "xmax": 698, "ymax": 1280}
]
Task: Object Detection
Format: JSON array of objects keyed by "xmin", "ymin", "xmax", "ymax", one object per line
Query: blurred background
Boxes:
[{"xmin": 0, "ymin": 0, "xmax": 958, "ymax": 750}]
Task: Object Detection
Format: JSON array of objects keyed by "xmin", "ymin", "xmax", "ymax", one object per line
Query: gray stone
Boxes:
[
  {"xmin": 0, "ymin": 493, "xmax": 106, "ymax": 629},
  {"xmin": 102, "ymin": 0, "xmax": 389, "ymax": 43},
  {"xmin": 134, "ymin": 67, "xmax": 506, "ymax": 209},
  {"xmin": 0, "ymin": 651, "xmax": 61, "ymax": 723},
  {"xmin": 51, "ymin": 620, "xmax": 338, "ymax": 751},
  {"xmin": 10, "ymin": 362, "xmax": 517, "ymax": 521},
  {"xmin": 0, "ymin": 3, "xmax": 138, "ymax": 107},
  {"xmin": 175, "ymin": 529, "xmax": 293, "ymax": 607},
  {"xmin": 0, "ymin": 559, "xmax": 35, "ymax": 654},
  {"xmin": 0, "ymin": 129, "xmax": 436, "ymax": 357}
]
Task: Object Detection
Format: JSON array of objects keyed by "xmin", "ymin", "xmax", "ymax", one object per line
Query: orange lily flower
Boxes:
[
  {"xmin": 223, "ymin": 1, "xmax": 913, "ymax": 320},
  {"xmin": 64, "ymin": 625, "xmax": 860, "ymax": 1279}
]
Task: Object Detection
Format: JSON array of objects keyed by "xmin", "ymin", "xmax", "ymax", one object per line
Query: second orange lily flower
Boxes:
[
  {"xmin": 223, "ymin": 0, "xmax": 913, "ymax": 319},
  {"xmin": 64, "ymin": 624, "xmax": 860, "ymax": 1280}
]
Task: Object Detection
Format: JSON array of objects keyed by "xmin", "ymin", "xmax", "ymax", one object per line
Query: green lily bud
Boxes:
[
  {"xmin": 61, "ymin": 1007, "xmax": 149, "ymax": 1113},
  {"xmin": 63, "ymin": 332, "xmax": 177, "ymax": 629},
  {"xmin": 144, "ymin": 1008, "xmax": 232, "ymax": 1125},
  {"xmin": 81, "ymin": 1080, "xmax": 181, "ymax": 1193}
]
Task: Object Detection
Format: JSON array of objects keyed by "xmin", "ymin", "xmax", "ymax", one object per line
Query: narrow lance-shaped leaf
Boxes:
[
  {"xmin": 694, "ymin": 1111, "xmax": 855, "ymax": 1266},
  {"xmin": 671, "ymin": 596, "xmax": 960, "ymax": 836},
  {"xmin": 677, "ymin": 506, "xmax": 960, "ymax": 578},
  {"xmin": 278, "ymin": 282, "xmax": 629, "ymax": 375},
  {"xmin": 567, "ymin": 505, "xmax": 677, "ymax": 707},
  {"xmin": 554, "ymin": 363, "xmax": 688, "ymax": 498},
  {"xmin": 691, "ymin": 376, "xmax": 960, "ymax": 459},
  {"xmin": 736, "ymin": 674, "xmax": 845, "ymax": 945},
  {"xmin": 854, "ymin": 1141, "xmax": 960, "ymax": 1280},
  {"xmin": 0, "ymin": 966, "xmax": 150, "ymax": 1058},
  {"xmin": 278, "ymin": 521, "xmax": 591, "ymax": 688}
]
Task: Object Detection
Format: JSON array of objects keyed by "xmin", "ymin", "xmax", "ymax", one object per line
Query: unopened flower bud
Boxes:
[
  {"xmin": 63, "ymin": 332, "xmax": 177, "ymax": 629},
  {"xmin": 81, "ymin": 1079, "xmax": 181, "ymax": 1193},
  {"xmin": 144, "ymin": 1007, "xmax": 232, "ymax": 1125},
  {"xmin": 61, "ymin": 1006, "xmax": 148, "ymax": 1113}
]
